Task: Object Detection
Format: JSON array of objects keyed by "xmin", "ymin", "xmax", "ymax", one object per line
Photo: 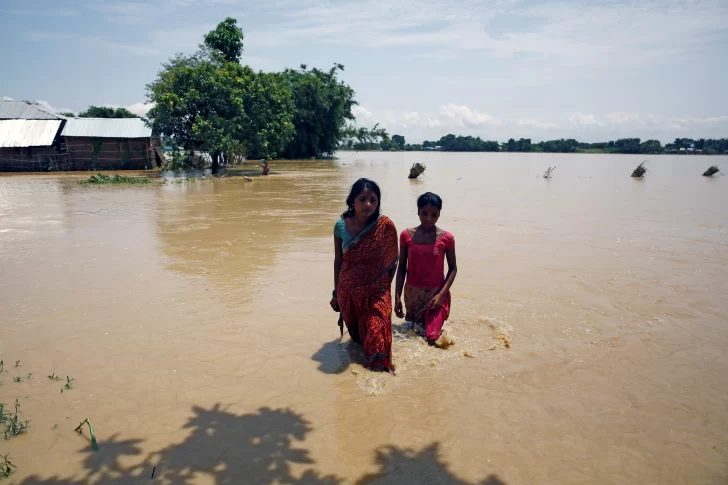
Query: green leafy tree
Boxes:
[
  {"xmin": 518, "ymin": 138, "xmax": 533, "ymax": 152},
  {"xmin": 146, "ymin": 19, "xmax": 293, "ymax": 172},
  {"xmin": 280, "ymin": 64, "xmax": 356, "ymax": 159},
  {"xmin": 78, "ymin": 106, "xmax": 138, "ymax": 118},
  {"xmin": 392, "ymin": 135, "xmax": 405, "ymax": 149},
  {"xmin": 203, "ymin": 17, "xmax": 244, "ymax": 63},
  {"xmin": 436, "ymin": 134, "xmax": 499, "ymax": 152},
  {"xmin": 59, "ymin": 112, "xmax": 76, "ymax": 118},
  {"xmin": 640, "ymin": 139, "xmax": 662, "ymax": 154}
]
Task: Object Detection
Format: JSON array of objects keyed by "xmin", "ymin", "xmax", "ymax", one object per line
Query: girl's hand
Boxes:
[
  {"xmin": 330, "ymin": 297, "xmax": 340, "ymax": 312},
  {"xmin": 394, "ymin": 299, "xmax": 404, "ymax": 319},
  {"xmin": 429, "ymin": 293, "xmax": 445, "ymax": 310}
]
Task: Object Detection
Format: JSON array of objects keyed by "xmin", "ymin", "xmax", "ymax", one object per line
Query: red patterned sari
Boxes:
[{"xmin": 337, "ymin": 215, "xmax": 399, "ymax": 372}]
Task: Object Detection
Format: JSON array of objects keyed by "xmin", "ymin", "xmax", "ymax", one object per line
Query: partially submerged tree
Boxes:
[
  {"xmin": 146, "ymin": 18, "xmax": 293, "ymax": 173},
  {"xmin": 631, "ymin": 161, "xmax": 647, "ymax": 177},
  {"xmin": 408, "ymin": 163, "xmax": 426, "ymax": 179},
  {"xmin": 280, "ymin": 64, "xmax": 356, "ymax": 159},
  {"xmin": 703, "ymin": 165, "xmax": 721, "ymax": 177}
]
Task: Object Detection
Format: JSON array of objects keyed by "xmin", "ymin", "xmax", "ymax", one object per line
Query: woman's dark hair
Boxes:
[
  {"xmin": 342, "ymin": 178, "xmax": 381, "ymax": 221},
  {"xmin": 417, "ymin": 192, "xmax": 443, "ymax": 210}
]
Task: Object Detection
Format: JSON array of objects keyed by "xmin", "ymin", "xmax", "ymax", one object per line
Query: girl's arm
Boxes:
[
  {"xmin": 394, "ymin": 245, "xmax": 408, "ymax": 318},
  {"xmin": 331, "ymin": 236, "xmax": 343, "ymax": 311},
  {"xmin": 431, "ymin": 248, "xmax": 457, "ymax": 309},
  {"xmin": 439, "ymin": 248, "xmax": 457, "ymax": 296}
]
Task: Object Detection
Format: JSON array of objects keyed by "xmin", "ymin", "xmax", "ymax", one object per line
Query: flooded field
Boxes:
[{"xmin": 1, "ymin": 152, "xmax": 727, "ymax": 484}]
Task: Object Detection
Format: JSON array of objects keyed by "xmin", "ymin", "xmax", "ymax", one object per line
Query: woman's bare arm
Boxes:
[{"xmin": 331, "ymin": 236, "xmax": 343, "ymax": 311}]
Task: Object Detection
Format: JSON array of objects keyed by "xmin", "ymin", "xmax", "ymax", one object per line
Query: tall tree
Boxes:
[
  {"xmin": 391, "ymin": 135, "xmax": 405, "ymax": 149},
  {"xmin": 280, "ymin": 64, "xmax": 356, "ymax": 159},
  {"xmin": 146, "ymin": 19, "xmax": 293, "ymax": 172},
  {"xmin": 640, "ymin": 139, "xmax": 662, "ymax": 154},
  {"xmin": 203, "ymin": 17, "xmax": 244, "ymax": 63}
]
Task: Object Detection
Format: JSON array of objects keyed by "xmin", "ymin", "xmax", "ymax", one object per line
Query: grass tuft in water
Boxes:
[
  {"xmin": 3, "ymin": 400, "xmax": 30, "ymax": 440},
  {"xmin": 48, "ymin": 373, "xmax": 61, "ymax": 381},
  {"xmin": 80, "ymin": 173, "xmax": 150, "ymax": 185},
  {"xmin": 0, "ymin": 453, "xmax": 16, "ymax": 478},
  {"xmin": 62, "ymin": 376, "xmax": 75, "ymax": 392}
]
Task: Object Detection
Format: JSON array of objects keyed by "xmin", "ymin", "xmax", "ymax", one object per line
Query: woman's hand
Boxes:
[
  {"xmin": 429, "ymin": 292, "xmax": 445, "ymax": 310},
  {"xmin": 394, "ymin": 299, "xmax": 404, "ymax": 319},
  {"xmin": 330, "ymin": 297, "xmax": 340, "ymax": 312}
]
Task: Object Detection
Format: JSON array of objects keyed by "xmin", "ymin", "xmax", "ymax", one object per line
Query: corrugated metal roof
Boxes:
[
  {"xmin": 0, "ymin": 100, "xmax": 66, "ymax": 120},
  {"xmin": 0, "ymin": 120, "xmax": 62, "ymax": 148},
  {"xmin": 61, "ymin": 118, "xmax": 151, "ymax": 138}
]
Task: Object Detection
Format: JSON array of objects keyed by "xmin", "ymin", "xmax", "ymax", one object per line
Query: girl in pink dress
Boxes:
[{"xmin": 395, "ymin": 192, "xmax": 458, "ymax": 345}]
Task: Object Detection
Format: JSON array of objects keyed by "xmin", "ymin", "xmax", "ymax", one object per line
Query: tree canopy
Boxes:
[
  {"xmin": 342, "ymin": 135, "xmax": 728, "ymax": 155},
  {"xmin": 145, "ymin": 18, "xmax": 357, "ymax": 170},
  {"xmin": 280, "ymin": 64, "xmax": 356, "ymax": 159},
  {"xmin": 78, "ymin": 106, "xmax": 139, "ymax": 118},
  {"xmin": 203, "ymin": 17, "xmax": 244, "ymax": 63}
]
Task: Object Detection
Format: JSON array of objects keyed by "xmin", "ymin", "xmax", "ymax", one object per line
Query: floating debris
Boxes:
[
  {"xmin": 702, "ymin": 165, "xmax": 721, "ymax": 177},
  {"xmin": 543, "ymin": 166, "xmax": 556, "ymax": 179},
  {"xmin": 631, "ymin": 161, "xmax": 647, "ymax": 178},
  {"xmin": 408, "ymin": 162, "xmax": 426, "ymax": 179}
]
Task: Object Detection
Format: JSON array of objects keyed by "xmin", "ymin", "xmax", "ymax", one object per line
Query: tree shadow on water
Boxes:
[
  {"xmin": 356, "ymin": 443, "xmax": 507, "ymax": 485},
  {"xmin": 17, "ymin": 405, "xmax": 506, "ymax": 485}
]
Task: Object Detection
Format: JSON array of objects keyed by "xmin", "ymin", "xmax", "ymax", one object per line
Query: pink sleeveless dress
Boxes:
[{"xmin": 400, "ymin": 229, "xmax": 455, "ymax": 341}]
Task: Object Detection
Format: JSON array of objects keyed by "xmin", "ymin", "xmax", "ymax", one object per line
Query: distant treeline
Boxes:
[{"xmin": 343, "ymin": 135, "xmax": 728, "ymax": 155}]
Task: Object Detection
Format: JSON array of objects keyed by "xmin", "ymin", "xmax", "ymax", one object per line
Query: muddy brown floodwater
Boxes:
[{"xmin": 1, "ymin": 152, "xmax": 727, "ymax": 484}]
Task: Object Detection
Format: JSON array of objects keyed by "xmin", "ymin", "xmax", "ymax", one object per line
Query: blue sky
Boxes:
[{"xmin": 1, "ymin": 0, "xmax": 727, "ymax": 143}]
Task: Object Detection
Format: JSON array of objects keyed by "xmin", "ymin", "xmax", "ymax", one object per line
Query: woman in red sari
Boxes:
[{"xmin": 330, "ymin": 179, "xmax": 399, "ymax": 373}]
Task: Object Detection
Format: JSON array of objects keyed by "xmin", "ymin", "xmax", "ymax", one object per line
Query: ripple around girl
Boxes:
[{"xmin": 331, "ymin": 178, "xmax": 399, "ymax": 374}]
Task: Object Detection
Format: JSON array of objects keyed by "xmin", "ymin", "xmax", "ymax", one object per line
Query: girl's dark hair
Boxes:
[
  {"xmin": 417, "ymin": 192, "xmax": 443, "ymax": 210},
  {"xmin": 342, "ymin": 178, "xmax": 381, "ymax": 221}
]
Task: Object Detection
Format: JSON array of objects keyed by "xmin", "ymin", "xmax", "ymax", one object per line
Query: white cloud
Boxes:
[
  {"xmin": 517, "ymin": 119, "xmax": 557, "ymax": 130},
  {"xmin": 439, "ymin": 104, "xmax": 500, "ymax": 128},
  {"xmin": 25, "ymin": 32, "xmax": 159, "ymax": 56},
  {"xmin": 351, "ymin": 106, "xmax": 728, "ymax": 143},
  {"xmin": 2, "ymin": 7, "xmax": 80, "ymax": 16},
  {"xmin": 605, "ymin": 112, "xmax": 644, "ymax": 124},
  {"xmin": 33, "ymin": 99, "xmax": 75, "ymax": 115},
  {"xmin": 2, "ymin": 96, "xmax": 14, "ymax": 101},
  {"xmin": 352, "ymin": 105, "xmax": 378, "ymax": 126},
  {"xmin": 568, "ymin": 113, "xmax": 602, "ymax": 126},
  {"xmin": 241, "ymin": 0, "xmax": 727, "ymax": 73},
  {"xmin": 121, "ymin": 102, "xmax": 154, "ymax": 117}
]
